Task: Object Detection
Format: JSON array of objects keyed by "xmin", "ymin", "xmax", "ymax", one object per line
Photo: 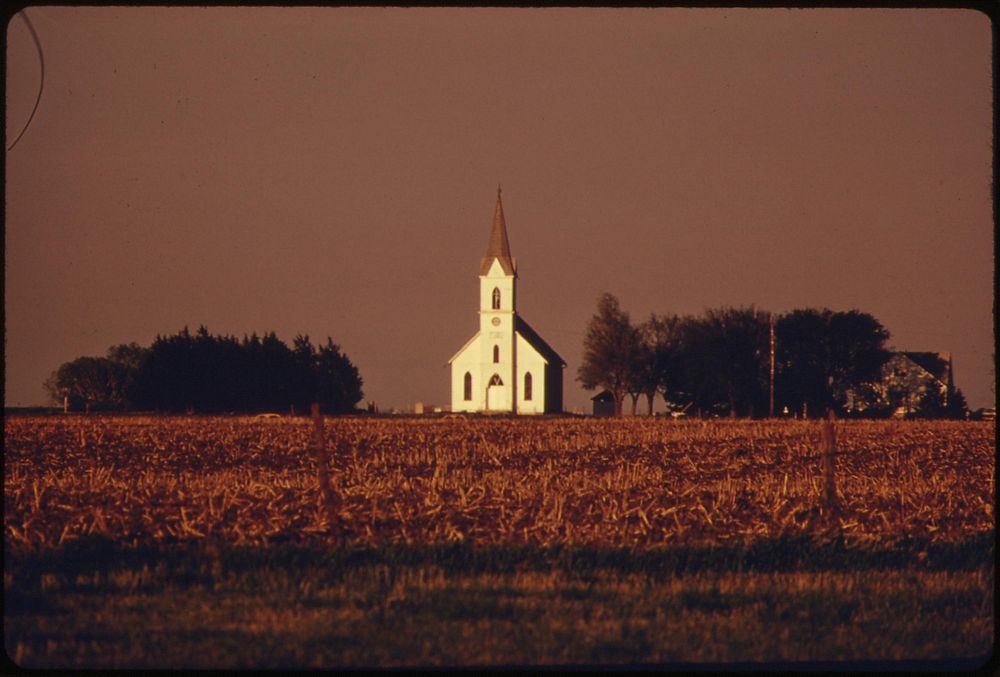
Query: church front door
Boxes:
[{"xmin": 486, "ymin": 374, "xmax": 504, "ymax": 411}]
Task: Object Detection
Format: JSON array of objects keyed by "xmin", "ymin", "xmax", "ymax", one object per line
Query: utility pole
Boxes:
[{"xmin": 769, "ymin": 312, "xmax": 776, "ymax": 418}]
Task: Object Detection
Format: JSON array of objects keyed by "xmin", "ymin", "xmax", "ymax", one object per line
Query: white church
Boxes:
[{"xmin": 448, "ymin": 188, "xmax": 565, "ymax": 414}]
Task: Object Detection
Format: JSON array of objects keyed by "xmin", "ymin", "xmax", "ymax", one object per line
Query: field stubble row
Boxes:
[{"xmin": 4, "ymin": 417, "xmax": 994, "ymax": 550}]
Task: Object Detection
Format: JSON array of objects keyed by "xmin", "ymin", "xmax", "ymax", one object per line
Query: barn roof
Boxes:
[
  {"xmin": 898, "ymin": 351, "xmax": 952, "ymax": 384},
  {"xmin": 479, "ymin": 186, "xmax": 517, "ymax": 276},
  {"xmin": 515, "ymin": 315, "xmax": 566, "ymax": 367}
]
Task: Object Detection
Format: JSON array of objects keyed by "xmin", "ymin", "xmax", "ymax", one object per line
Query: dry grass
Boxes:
[
  {"xmin": 4, "ymin": 416, "xmax": 993, "ymax": 667},
  {"xmin": 4, "ymin": 536, "xmax": 992, "ymax": 668}
]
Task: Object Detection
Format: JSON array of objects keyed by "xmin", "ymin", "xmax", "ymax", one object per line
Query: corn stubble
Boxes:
[
  {"xmin": 4, "ymin": 416, "xmax": 993, "ymax": 549},
  {"xmin": 4, "ymin": 416, "xmax": 994, "ymax": 667}
]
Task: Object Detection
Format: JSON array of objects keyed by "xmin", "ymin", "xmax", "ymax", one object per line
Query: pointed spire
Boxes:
[
  {"xmin": 488, "ymin": 186, "xmax": 512, "ymax": 260},
  {"xmin": 480, "ymin": 185, "xmax": 516, "ymax": 275}
]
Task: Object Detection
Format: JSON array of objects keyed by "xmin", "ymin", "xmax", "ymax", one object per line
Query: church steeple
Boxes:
[
  {"xmin": 448, "ymin": 187, "xmax": 564, "ymax": 414},
  {"xmin": 480, "ymin": 185, "xmax": 516, "ymax": 275}
]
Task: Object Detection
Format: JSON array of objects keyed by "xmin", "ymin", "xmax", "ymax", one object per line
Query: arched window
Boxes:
[
  {"xmin": 492, "ymin": 287, "xmax": 501, "ymax": 310},
  {"xmin": 463, "ymin": 372, "xmax": 472, "ymax": 401},
  {"xmin": 489, "ymin": 374, "xmax": 503, "ymax": 386},
  {"xmin": 524, "ymin": 372, "xmax": 533, "ymax": 401},
  {"xmin": 493, "ymin": 345, "xmax": 500, "ymax": 363}
]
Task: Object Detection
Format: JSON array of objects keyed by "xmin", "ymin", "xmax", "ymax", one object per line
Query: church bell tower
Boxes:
[{"xmin": 477, "ymin": 186, "xmax": 517, "ymax": 411}]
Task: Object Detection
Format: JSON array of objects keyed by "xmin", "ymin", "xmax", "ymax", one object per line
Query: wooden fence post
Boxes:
[
  {"xmin": 311, "ymin": 402, "xmax": 340, "ymax": 540},
  {"xmin": 820, "ymin": 409, "xmax": 839, "ymax": 517}
]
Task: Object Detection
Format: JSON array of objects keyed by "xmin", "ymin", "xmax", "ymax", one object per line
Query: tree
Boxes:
[
  {"xmin": 628, "ymin": 314, "xmax": 686, "ymax": 416},
  {"xmin": 776, "ymin": 308, "xmax": 891, "ymax": 417},
  {"xmin": 915, "ymin": 383, "xmax": 948, "ymax": 419},
  {"xmin": 104, "ymin": 343, "xmax": 149, "ymax": 409},
  {"xmin": 283, "ymin": 335, "xmax": 364, "ymax": 414},
  {"xmin": 625, "ymin": 325, "xmax": 656, "ymax": 416},
  {"xmin": 290, "ymin": 334, "xmax": 317, "ymax": 414},
  {"xmin": 315, "ymin": 339, "xmax": 364, "ymax": 414},
  {"xmin": 133, "ymin": 327, "xmax": 196, "ymax": 412},
  {"xmin": 128, "ymin": 327, "xmax": 363, "ymax": 414},
  {"xmin": 828, "ymin": 311, "xmax": 892, "ymax": 410},
  {"xmin": 578, "ymin": 293, "xmax": 641, "ymax": 417},
  {"xmin": 677, "ymin": 307, "xmax": 771, "ymax": 417},
  {"xmin": 259, "ymin": 332, "xmax": 296, "ymax": 411},
  {"xmin": 46, "ymin": 343, "xmax": 150, "ymax": 411},
  {"xmin": 45, "ymin": 356, "xmax": 118, "ymax": 410},
  {"xmin": 946, "ymin": 387, "xmax": 969, "ymax": 419},
  {"xmin": 774, "ymin": 310, "xmax": 828, "ymax": 416},
  {"xmin": 240, "ymin": 331, "xmax": 296, "ymax": 412}
]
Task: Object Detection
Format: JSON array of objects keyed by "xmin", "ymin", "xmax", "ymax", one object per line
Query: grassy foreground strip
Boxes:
[{"xmin": 5, "ymin": 534, "xmax": 992, "ymax": 668}]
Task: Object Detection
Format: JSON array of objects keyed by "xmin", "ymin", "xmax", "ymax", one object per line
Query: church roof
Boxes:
[
  {"xmin": 446, "ymin": 330, "xmax": 480, "ymax": 365},
  {"xmin": 515, "ymin": 316, "xmax": 566, "ymax": 367},
  {"xmin": 480, "ymin": 186, "xmax": 517, "ymax": 276}
]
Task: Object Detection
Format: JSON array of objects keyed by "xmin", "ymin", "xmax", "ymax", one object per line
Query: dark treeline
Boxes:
[
  {"xmin": 45, "ymin": 326, "xmax": 363, "ymax": 415},
  {"xmin": 579, "ymin": 293, "xmax": 967, "ymax": 419}
]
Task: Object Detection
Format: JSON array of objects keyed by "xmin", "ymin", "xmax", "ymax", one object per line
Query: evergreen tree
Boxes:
[{"xmin": 53, "ymin": 327, "xmax": 364, "ymax": 414}]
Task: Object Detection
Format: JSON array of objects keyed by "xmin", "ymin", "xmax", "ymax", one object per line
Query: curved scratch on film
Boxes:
[{"xmin": 7, "ymin": 9, "xmax": 45, "ymax": 152}]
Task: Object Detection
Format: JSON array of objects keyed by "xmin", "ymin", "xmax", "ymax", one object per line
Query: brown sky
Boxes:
[{"xmin": 4, "ymin": 7, "xmax": 994, "ymax": 412}]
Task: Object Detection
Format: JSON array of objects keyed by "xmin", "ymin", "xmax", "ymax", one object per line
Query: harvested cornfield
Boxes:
[
  {"xmin": 3, "ymin": 416, "xmax": 994, "ymax": 550},
  {"xmin": 3, "ymin": 415, "xmax": 994, "ymax": 668}
]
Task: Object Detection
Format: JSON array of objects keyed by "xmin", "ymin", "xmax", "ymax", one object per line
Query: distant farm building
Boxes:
[
  {"xmin": 591, "ymin": 391, "xmax": 616, "ymax": 417},
  {"xmin": 878, "ymin": 351, "xmax": 954, "ymax": 417}
]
